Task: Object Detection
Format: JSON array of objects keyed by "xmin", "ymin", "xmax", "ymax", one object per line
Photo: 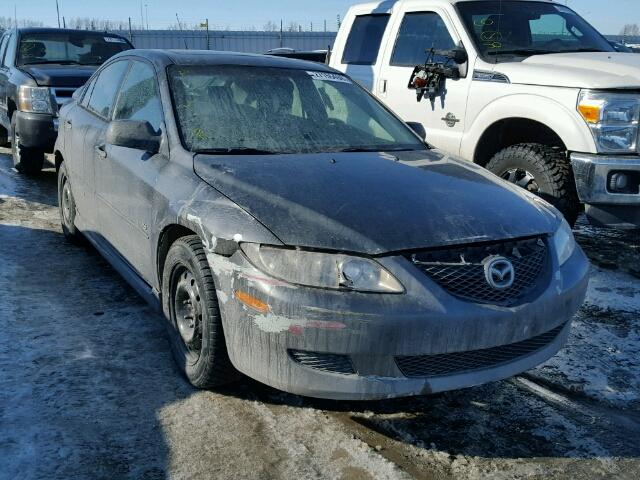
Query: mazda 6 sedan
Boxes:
[{"xmin": 54, "ymin": 50, "xmax": 589, "ymax": 400}]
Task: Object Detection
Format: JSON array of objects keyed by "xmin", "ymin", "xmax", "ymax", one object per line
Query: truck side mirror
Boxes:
[
  {"xmin": 106, "ymin": 120, "xmax": 161, "ymax": 154},
  {"xmin": 406, "ymin": 122, "xmax": 427, "ymax": 140},
  {"xmin": 451, "ymin": 48, "xmax": 468, "ymax": 65}
]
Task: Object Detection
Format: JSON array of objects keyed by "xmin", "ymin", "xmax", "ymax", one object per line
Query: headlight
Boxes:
[
  {"xmin": 17, "ymin": 86, "xmax": 55, "ymax": 114},
  {"xmin": 241, "ymin": 244, "xmax": 404, "ymax": 293},
  {"xmin": 578, "ymin": 90, "xmax": 639, "ymax": 153},
  {"xmin": 552, "ymin": 219, "xmax": 576, "ymax": 266}
]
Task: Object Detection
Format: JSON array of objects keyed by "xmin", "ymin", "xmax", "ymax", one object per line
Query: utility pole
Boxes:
[
  {"xmin": 62, "ymin": 16, "xmax": 66, "ymax": 28},
  {"xmin": 55, "ymin": 0, "xmax": 61, "ymax": 28},
  {"xmin": 140, "ymin": 2, "xmax": 144, "ymax": 30},
  {"xmin": 280, "ymin": 19, "xmax": 283, "ymax": 48},
  {"xmin": 324, "ymin": 20, "xmax": 327, "ymax": 32},
  {"xmin": 128, "ymin": 17, "xmax": 133, "ymax": 43},
  {"xmin": 145, "ymin": 4, "xmax": 149, "ymax": 30},
  {"xmin": 14, "ymin": 5, "xmax": 17, "ymax": 28}
]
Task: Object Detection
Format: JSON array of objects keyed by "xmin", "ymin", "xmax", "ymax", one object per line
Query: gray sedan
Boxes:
[{"xmin": 54, "ymin": 50, "xmax": 589, "ymax": 400}]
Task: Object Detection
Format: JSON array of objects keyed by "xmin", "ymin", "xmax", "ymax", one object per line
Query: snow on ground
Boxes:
[{"xmin": 0, "ymin": 151, "xmax": 639, "ymax": 479}]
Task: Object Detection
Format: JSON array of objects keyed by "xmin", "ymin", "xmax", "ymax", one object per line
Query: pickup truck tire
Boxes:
[
  {"xmin": 486, "ymin": 143, "xmax": 580, "ymax": 226},
  {"xmin": 11, "ymin": 116, "xmax": 44, "ymax": 175},
  {"xmin": 57, "ymin": 162, "xmax": 83, "ymax": 243},
  {"xmin": 162, "ymin": 235, "xmax": 239, "ymax": 389}
]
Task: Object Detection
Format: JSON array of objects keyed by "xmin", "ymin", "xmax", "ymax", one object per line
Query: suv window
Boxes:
[
  {"xmin": 342, "ymin": 14, "xmax": 390, "ymax": 65},
  {"xmin": 86, "ymin": 61, "xmax": 130, "ymax": 119},
  {"xmin": 16, "ymin": 32, "xmax": 131, "ymax": 66},
  {"xmin": 391, "ymin": 12, "xmax": 456, "ymax": 66},
  {"xmin": 0, "ymin": 35, "xmax": 8, "ymax": 65},
  {"xmin": 113, "ymin": 61, "xmax": 163, "ymax": 131}
]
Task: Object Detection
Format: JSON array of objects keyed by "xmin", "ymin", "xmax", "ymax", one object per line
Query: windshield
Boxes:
[
  {"xmin": 168, "ymin": 65, "xmax": 425, "ymax": 154},
  {"xmin": 17, "ymin": 33, "xmax": 131, "ymax": 66},
  {"xmin": 457, "ymin": 1, "xmax": 614, "ymax": 60}
]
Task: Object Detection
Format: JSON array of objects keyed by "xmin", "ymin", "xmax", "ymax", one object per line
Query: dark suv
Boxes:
[{"xmin": 0, "ymin": 28, "xmax": 132, "ymax": 174}]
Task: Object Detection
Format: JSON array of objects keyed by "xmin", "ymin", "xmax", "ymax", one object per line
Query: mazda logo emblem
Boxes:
[{"xmin": 483, "ymin": 256, "xmax": 515, "ymax": 290}]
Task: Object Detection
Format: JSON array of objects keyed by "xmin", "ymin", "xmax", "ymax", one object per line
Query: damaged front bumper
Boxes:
[{"xmin": 208, "ymin": 244, "xmax": 589, "ymax": 401}]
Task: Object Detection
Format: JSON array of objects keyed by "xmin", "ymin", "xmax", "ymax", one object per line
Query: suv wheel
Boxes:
[
  {"xmin": 486, "ymin": 143, "xmax": 580, "ymax": 226},
  {"xmin": 162, "ymin": 235, "xmax": 239, "ymax": 388},
  {"xmin": 11, "ymin": 116, "xmax": 45, "ymax": 175}
]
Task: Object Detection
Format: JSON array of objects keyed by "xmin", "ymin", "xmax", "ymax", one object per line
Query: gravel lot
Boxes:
[{"xmin": 1, "ymin": 150, "xmax": 639, "ymax": 480}]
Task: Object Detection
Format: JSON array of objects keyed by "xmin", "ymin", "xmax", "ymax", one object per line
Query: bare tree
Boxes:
[
  {"xmin": 263, "ymin": 21, "xmax": 279, "ymax": 32},
  {"xmin": 620, "ymin": 23, "xmax": 640, "ymax": 37}
]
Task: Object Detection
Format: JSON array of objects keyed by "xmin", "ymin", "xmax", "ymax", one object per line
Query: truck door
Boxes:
[{"xmin": 377, "ymin": 8, "xmax": 473, "ymax": 155}]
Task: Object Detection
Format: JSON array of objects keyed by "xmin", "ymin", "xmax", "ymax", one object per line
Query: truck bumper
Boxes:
[
  {"xmin": 571, "ymin": 153, "xmax": 640, "ymax": 229},
  {"xmin": 14, "ymin": 111, "xmax": 57, "ymax": 153}
]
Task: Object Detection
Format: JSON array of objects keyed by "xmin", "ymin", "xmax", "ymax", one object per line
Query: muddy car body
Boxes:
[{"xmin": 54, "ymin": 50, "xmax": 589, "ymax": 400}]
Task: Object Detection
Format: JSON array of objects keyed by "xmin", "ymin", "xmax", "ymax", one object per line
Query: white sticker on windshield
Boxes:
[
  {"xmin": 307, "ymin": 71, "xmax": 352, "ymax": 83},
  {"xmin": 104, "ymin": 37, "xmax": 127, "ymax": 43}
]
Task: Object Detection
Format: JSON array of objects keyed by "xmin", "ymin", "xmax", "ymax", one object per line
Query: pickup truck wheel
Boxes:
[
  {"xmin": 162, "ymin": 235, "xmax": 239, "ymax": 388},
  {"xmin": 57, "ymin": 162, "xmax": 83, "ymax": 243},
  {"xmin": 486, "ymin": 143, "xmax": 580, "ymax": 226},
  {"xmin": 11, "ymin": 116, "xmax": 44, "ymax": 175}
]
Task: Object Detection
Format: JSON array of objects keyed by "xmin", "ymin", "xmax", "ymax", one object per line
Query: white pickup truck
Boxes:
[{"xmin": 329, "ymin": 0, "xmax": 640, "ymax": 228}]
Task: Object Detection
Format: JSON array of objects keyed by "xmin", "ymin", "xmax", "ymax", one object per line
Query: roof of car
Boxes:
[
  {"xmin": 13, "ymin": 27, "xmax": 129, "ymax": 37},
  {"xmin": 120, "ymin": 49, "xmax": 336, "ymax": 72}
]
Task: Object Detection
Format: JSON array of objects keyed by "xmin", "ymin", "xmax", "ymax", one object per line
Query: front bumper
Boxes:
[
  {"xmin": 571, "ymin": 152, "xmax": 640, "ymax": 228},
  {"xmin": 14, "ymin": 111, "xmax": 57, "ymax": 153},
  {"xmin": 208, "ymin": 244, "xmax": 589, "ymax": 400}
]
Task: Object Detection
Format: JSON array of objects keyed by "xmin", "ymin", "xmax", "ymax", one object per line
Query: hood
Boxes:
[
  {"xmin": 194, "ymin": 150, "xmax": 559, "ymax": 254},
  {"xmin": 20, "ymin": 64, "xmax": 97, "ymax": 87},
  {"xmin": 493, "ymin": 52, "xmax": 640, "ymax": 89}
]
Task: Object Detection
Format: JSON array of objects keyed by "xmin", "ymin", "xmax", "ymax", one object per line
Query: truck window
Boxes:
[
  {"xmin": 86, "ymin": 61, "xmax": 130, "ymax": 119},
  {"xmin": 391, "ymin": 12, "xmax": 456, "ymax": 66},
  {"xmin": 342, "ymin": 14, "xmax": 390, "ymax": 65}
]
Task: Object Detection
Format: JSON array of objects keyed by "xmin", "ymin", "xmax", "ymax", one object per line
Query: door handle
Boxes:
[{"xmin": 95, "ymin": 144, "xmax": 107, "ymax": 159}]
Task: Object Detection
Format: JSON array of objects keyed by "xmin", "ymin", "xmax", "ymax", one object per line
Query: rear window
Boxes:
[
  {"xmin": 17, "ymin": 32, "xmax": 131, "ymax": 66},
  {"xmin": 342, "ymin": 14, "xmax": 390, "ymax": 65}
]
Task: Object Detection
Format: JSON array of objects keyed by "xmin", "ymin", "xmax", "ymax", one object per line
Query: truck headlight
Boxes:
[
  {"xmin": 17, "ymin": 86, "xmax": 55, "ymax": 114},
  {"xmin": 241, "ymin": 244, "xmax": 404, "ymax": 293},
  {"xmin": 552, "ymin": 218, "xmax": 576, "ymax": 266},
  {"xmin": 578, "ymin": 90, "xmax": 639, "ymax": 154}
]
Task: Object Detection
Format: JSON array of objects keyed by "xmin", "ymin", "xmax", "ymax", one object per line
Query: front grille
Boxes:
[
  {"xmin": 288, "ymin": 350, "xmax": 355, "ymax": 375},
  {"xmin": 396, "ymin": 323, "xmax": 566, "ymax": 378},
  {"xmin": 408, "ymin": 237, "xmax": 549, "ymax": 306}
]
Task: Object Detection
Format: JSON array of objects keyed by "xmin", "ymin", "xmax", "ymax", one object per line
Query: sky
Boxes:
[{"xmin": 6, "ymin": 0, "xmax": 640, "ymax": 34}]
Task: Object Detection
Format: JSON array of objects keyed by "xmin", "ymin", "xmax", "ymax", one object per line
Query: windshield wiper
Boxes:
[
  {"xmin": 194, "ymin": 147, "xmax": 281, "ymax": 155},
  {"xmin": 21, "ymin": 59, "xmax": 83, "ymax": 66},
  {"xmin": 332, "ymin": 147, "xmax": 421, "ymax": 153}
]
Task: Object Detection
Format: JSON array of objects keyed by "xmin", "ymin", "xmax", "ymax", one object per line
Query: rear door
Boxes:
[
  {"xmin": 332, "ymin": 10, "xmax": 391, "ymax": 91},
  {"xmin": 95, "ymin": 59, "xmax": 166, "ymax": 282},
  {"xmin": 377, "ymin": 7, "xmax": 473, "ymax": 155}
]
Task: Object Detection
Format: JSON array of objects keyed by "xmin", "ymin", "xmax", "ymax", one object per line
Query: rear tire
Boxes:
[
  {"xmin": 57, "ymin": 162, "xmax": 83, "ymax": 243},
  {"xmin": 486, "ymin": 143, "xmax": 580, "ymax": 227},
  {"xmin": 11, "ymin": 116, "xmax": 44, "ymax": 175},
  {"xmin": 162, "ymin": 235, "xmax": 239, "ymax": 388}
]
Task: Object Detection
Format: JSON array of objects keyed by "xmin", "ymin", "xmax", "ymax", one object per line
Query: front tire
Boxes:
[
  {"xmin": 11, "ymin": 116, "xmax": 44, "ymax": 175},
  {"xmin": 162, "ymin": 235, "xmax": 238, "ymax": 388},
  {"xmin": 486, "ymin": 143, "xmax": 580, "ymax": 226}
]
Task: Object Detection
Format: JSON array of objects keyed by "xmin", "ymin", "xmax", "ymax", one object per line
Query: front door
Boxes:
[
  {"xmin": 377, "ymin": 8, "xmax": 473, "ymax": 155},
  {"xmin": 95, "ymin": 60, "xmax": 166, "ymax": 283}
]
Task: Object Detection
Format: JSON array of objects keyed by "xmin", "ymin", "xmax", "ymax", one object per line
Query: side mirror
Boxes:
[
  {"xmin": 406, "ymin": 122, "xmax": 426, "ymax": 140},
  {"xmin": 106, "ymin": 119, "xmax": 161, "ymax": 154},
  {"xmin": 450, "ymin": 48, "xmax": 468, "ymax": 65}
]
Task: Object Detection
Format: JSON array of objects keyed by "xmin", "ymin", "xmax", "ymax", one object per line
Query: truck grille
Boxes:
[
  {"xmin": 288, "ymin": 350, "xmax": 355, "ymax": 375},
  {"xmin": 52, "ymin": 87, "xmax": 77, "ymax": 110},
  {"xmin": 395, "ymin": 323, "xmax": 566, "ymax": 378},
  {"xmin": 408, "ymin": 237, "xmax": 549, "ymax": 307}
]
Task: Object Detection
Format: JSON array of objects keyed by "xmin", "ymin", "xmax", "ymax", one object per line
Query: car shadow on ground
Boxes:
[
  {"xmin": 0, "ymin": 223, "xmax": 189, "ymax": 479},
  {"xmin": 216, "ymin": 363, "xmax": 640, "ymax": 461}
]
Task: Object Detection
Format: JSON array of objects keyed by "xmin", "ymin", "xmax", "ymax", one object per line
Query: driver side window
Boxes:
[
  {"xmin": 391, "ymin": 12, "xmax": 456, "ymax": 66},
  {"xmin": 113, "ymin": 61, "xmax": 163, "ymax": 131},
  {"xmin": 530, "ymin": 14, "xmax": 581, "ymax": 45}
]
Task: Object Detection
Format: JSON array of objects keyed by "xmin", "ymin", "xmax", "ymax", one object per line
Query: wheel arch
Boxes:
[
  {"xmin": 156, "ymin": 223, "xmax": 199, "ymax": 290},
  {"xmin": 462, "ymin": 94, "xmax": 596, "ymax": 165}
]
